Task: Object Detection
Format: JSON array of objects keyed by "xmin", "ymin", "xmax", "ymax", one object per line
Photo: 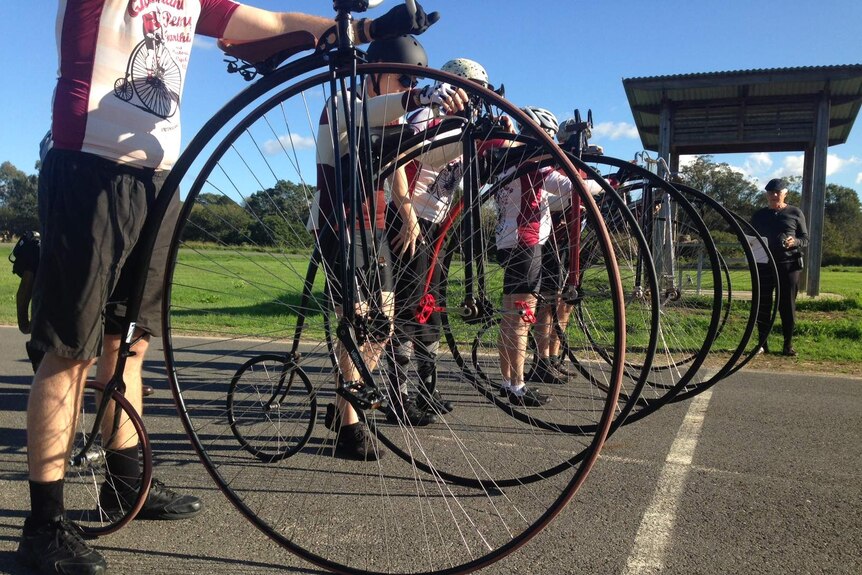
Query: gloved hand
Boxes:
[
  {"xmin": 417, "ymin": 82, "xmax": 458, "ymax": 111},
  {"xmin": 370, "ymin": 1, "xmax": 440, "ymax": 39}
]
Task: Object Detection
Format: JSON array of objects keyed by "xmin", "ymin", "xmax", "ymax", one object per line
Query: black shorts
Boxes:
[
  {"xmin": 319, "ymin": 226, "xmax": 394, "ymax": 309},
  {"xmin": 541, "ymin": 216, "xmax": 571, "ymax": 295},
  {"xmin": 497, "ymin": 244, "xmax": 542, "ymax": 295},
  {"xmin": 30, "ymin": 149, "xmax": 180, "ymax": 360}
]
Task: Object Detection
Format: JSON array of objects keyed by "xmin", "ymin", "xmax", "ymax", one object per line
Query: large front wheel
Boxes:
[{"xmin": 161, "ymin": 63, "xmax": 624, "ymax": 575}]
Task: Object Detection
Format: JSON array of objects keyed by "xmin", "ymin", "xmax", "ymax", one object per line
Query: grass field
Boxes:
[{"xmin": 2, "ymin": 243, "xmax": 860, "ymax": 373}]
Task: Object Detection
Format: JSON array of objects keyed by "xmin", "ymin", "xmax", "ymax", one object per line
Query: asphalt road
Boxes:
[{"xmin": 0, "ymin": 325, "xmax": 859, "ymax": 574}]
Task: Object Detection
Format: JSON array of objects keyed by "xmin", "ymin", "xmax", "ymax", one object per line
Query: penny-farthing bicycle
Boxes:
[
  {"xmin": 113, "ymin": 34, "xmax": 182, "ymax": 119},
  {"xmin": 151, "ymin": 1, "xmax": 625, "ymax": 573}
]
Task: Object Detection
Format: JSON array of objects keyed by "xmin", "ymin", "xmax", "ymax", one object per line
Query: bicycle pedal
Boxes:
[{"xmin": 337, "ymin": 380, "xmax": 387, "ymax": 411}]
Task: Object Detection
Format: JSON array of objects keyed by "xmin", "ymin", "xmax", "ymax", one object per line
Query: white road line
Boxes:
[{"xmin": 622, "ymin": 389, "xmax": 714, "ymax": 575}]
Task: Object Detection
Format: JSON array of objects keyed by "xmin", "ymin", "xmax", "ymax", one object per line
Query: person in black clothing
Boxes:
[{"xmin": 750, "ymin": 178, "xmax": 809, "ymax": 356}]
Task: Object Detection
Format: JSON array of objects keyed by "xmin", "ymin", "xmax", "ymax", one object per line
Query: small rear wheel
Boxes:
[
  {"xmin": 66, "ymin": 381, "xmax": 153, "ymax": 538},
  {"xmin": 227, "ymin": 354, "xmax": 317, "ymax": 462}
]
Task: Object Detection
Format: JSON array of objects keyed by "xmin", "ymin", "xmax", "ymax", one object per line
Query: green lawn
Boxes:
[{"xmin": 2, "ymin": 243, "xmax": 860, "ymax": 371}]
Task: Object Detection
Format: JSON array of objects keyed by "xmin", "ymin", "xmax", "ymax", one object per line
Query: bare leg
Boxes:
[
  {"xmin": 95, "ymin": 332, "xmax": 147, "ymax": 449},
  {"xmin": 534, "ymin": 302, "xmax": 554, "ymax": 359},
  {"xmin": 332, "ymin": 291, "xmax": 394, "ymax": 426},
  {"xmin": 27, "ymin": 354, "xmax": 95, "ymax": 482},
  {"xmin": 549, "ymin": 301, "xmax": 573, "ymax": 358},
  {"xmin": 499, "ymin": 293, "xmax": 537, "ymax": 386}
]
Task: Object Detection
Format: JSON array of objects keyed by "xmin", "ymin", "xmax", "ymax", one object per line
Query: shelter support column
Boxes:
[
  {"xmin": 807, "ymin": 91, "xmax": 830, "ymax": 296},
  {"xmin": 658, "ymin": 99, "xmax": 672, "ymax": 177},
  {"xmin": 799, "ymin": 147, "xmax": 815, "ymax": 291}
]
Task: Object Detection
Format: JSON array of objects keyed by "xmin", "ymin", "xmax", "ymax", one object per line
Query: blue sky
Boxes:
[{"xmin": 2, "ymin": 0, "xmax": 861, "ymax": 193}]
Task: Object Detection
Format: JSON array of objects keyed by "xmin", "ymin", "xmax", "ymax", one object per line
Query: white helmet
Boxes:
[
  {"xmin": 440, "ymin": 58, "xmax": 489, "ymax": 87},
  {"xmin": 519, "ymin": 107, "xmax": 558, "ymax": 137}
]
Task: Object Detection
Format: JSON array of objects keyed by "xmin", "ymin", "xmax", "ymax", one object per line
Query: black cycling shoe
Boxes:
[
  {"xmin": 782, "ymin": 345, "xmax": 797, "ymax": 357},
  {"xmin": 505, "ymin": 386, "xmax": 551, "ymax": 407},
  {"xmin": 335, "ymin": 422, "xmax": 384, "ymax": 461},
  {"xmin": 324, "ymin": 403, "xmax": 342, "ymax": 433},
  {"xmin": 17, "ymin": 515, "xmax": 107, "ymax": 575},
  {"xmin": 525, "ymin": 358, "xmax": 567, "ymax": 385},
  {"xmin": 100, "ymin": 478, "xmax": 203, "ymax": 521},
  {"xmin": 416, "ymin": 388, "xmax": 453, "ymax": 414},
  {"xmin": 549, "ymin": 356, "xmax": 574, "ymax": 377},
  {"xmin": 386, "ymin": 395, "xmax": 437, "ymax": 426}
]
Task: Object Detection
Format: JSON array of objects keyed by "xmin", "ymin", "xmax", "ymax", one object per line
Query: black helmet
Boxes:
[{"xmin": 365, "ymin": 34, "xmax": 428, "ymax": 67}]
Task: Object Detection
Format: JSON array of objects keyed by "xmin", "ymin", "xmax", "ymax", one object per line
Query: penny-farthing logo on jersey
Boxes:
[{"xmin": 114, "ymin": 7, "xmax": 182, "ymax": 119}]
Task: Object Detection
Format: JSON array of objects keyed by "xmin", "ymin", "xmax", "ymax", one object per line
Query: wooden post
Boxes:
[
  {"xmin": 808, "ymin": 90, "xmax": 830, "ymax": 296},
  {"xmin": 799, "ymin": 146, "xmax": 815, "ymax": 292},
  {"xmin": 658, "ymin": 97, "xmax": 672, "ymax": 177}
]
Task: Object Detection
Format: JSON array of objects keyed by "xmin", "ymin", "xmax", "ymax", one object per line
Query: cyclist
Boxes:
[
  {"xmin": 142, "ymin": 8, "xmax": 164, "ymax": 82},
  {"xmin": 526, "ymin": 117, "xmax": 605, "ymax": 384},
  {"xmin": 314, "ymin": 36, "xmax": 469, "ymax": 455},
  {"xmin": 19, "ymin": 2, "xmax": 441, "ymax": 574},
  {"xmin": 495, "ymin": 107, "xmax": 579, "ymax": 407},
  {"xmin": 384, "ymin": 57, "xmax": 495, "ymax": 418}
]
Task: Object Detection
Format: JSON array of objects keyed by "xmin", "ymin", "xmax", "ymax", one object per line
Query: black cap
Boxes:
[{"xmin": 765, "ymin": 178, "xmax": 788, "ymax": 192}]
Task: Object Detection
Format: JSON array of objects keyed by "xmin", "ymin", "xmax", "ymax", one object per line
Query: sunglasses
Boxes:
[{"xmin": 398, "ymin": 74, "xmax": 417, "ymax": 88}]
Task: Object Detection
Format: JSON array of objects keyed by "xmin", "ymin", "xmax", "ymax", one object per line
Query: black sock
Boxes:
[
  {"xmin": 105, "ymin": 446, "xmax": 141, "ymax": 491},
  {"xmin": 29, "ymin": 479, "xmax": 64, "ymax": 527}
]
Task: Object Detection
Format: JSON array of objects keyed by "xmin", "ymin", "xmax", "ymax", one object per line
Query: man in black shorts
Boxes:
[{"xmin": 20, "ymin": 3, "xmax": 440, "ymax": 574}]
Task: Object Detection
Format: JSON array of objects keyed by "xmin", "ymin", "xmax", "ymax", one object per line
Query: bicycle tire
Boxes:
[
  {"xmin": 434, "ymin": 146, "xmax": 656, "ymax": 436},
  {"xmin": 161, "ymin": 62, "xmax": 624, "ymax": 575},
  {"xmin": 580, "ymin": 154, "xmax": 723, "ymax": 424},
  {"xmin": 227, "ymin": 353, "xmax": 317, "ymax": 462},
  {"xmin": 666, "ymin": 183, "xmax": 761, "ymax": 399},
  {"xmin": 67, "ymin": 380, "xmax": 153, "ymax": 538}
]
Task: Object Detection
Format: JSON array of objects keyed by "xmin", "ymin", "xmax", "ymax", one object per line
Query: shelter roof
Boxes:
[{"xmin": 623, "ymin": 65, "xmax": 862, "ymax": 154}]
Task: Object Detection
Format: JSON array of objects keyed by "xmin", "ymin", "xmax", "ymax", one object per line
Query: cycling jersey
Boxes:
[
  {"xmin": 400, "ymin": 107, "xmax": 465, "ymax": 224},
  {"xmin": 494, "ymin": 166, "xmax": 572, "ymax": 250},
  {"xmin": 51, "ymin": 0, "xmax": 239, "ymax": 170}
]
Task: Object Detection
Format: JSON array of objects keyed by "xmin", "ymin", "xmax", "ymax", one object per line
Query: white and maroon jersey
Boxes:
[
  {"xmin": 399, "ymin": 107, "xmax": 465, "ymax": 224},
  {"xmin": 309, "ymin": 89, "xmax": 423, "ymax": 232},
  {"xmin": 51, "ymin": 0, "xmax": 239, "ymax": 170},
  {"xmin": 494, "ymin": 166, "xmax": 573, "ymax": 250},
  {"xmin": 546, "ymin": 169, "xmax": 603, "ymax": 213}
]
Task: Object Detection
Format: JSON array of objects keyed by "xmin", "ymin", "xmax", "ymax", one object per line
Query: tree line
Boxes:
[{"xmin": 3, "ymin": 156, "xmax": 862, "ymax": 263}]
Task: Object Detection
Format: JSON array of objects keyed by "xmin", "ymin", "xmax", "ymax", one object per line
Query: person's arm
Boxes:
[
  {"xmin": 790, "ymin": 208, "xmax": 809, "ymax": 249},
  {"xmin": 218, "ymin": 1, "xmax": 439, "ymax": 44},
  {"xmin": 390, "ymin": 165, "xmax": 421, "ymax": 257},
  {"xmin": 220, "ymin": 4, "xmax": 370, "ymax": 43}
]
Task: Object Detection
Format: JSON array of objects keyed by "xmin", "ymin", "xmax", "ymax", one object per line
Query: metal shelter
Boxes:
[{"xmin": 623, "ymin": 64, "xmax": 862, "ymax": 295}]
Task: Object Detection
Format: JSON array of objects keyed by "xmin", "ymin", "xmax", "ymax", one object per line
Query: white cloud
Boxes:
[
  {"xmin": 262, "ymin": 134, "xmax": 316, "ymax": 155},
  {"xmin": 591, "ymin": 121, "xmax": 639, "ymax": 141},
  {"xmin": 779, "ymin": 154, "xmax": 805, "ymax": 177},
  {"xmin": 773, "ymin": 153, "xmax": 861, "ymax": 179},
  {"xmin": 745, "ymin": 152, "xmax": 773, "ymax": 172},
  {"xmin": 727, "ymin": 164, "xmax": 750, "ymax": 177},
  {"xmin": 678, "ymin": 155, "xmax": 698, "ymax": 168},
  {"xmin": 825, "ymin": 154, "xmax": 861, "ymax": 177},
  {"xmin": 856, "ymin": 172, "xmax": 862, "ymax": 185}
]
